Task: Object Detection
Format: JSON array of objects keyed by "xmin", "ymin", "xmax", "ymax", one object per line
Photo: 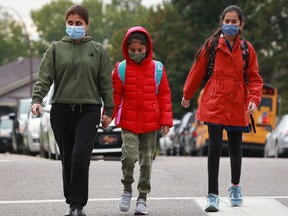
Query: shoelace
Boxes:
[
  {"xmin": 208, "ymin": 194, "xmax": 217, "ymax": 203},
  {"xmin": 230, "ymin": 187, "xmax": 240, "ymax": 198}
]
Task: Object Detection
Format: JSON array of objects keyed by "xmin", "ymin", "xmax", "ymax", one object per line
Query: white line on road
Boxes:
[
  {"xmin": 196, "ymin": 197, "xmax": 288, "ymax": 216},
  {"xmin": 0, "ymin": 196, "xmax": 288, "ymax": 204}
]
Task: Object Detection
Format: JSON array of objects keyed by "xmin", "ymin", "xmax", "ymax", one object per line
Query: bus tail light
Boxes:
[{"xmin": 192, "ymin": 130, "xmax": 198, "ymax": 138}]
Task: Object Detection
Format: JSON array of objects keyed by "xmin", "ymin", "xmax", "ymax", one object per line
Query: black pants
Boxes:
[
  {"xmin": 50, "ymin": 103, "xmax": 101, "ymax": 208},
  {"xmin": 207, "ymin": 125, "xmax": 242, "ymax": 195}
]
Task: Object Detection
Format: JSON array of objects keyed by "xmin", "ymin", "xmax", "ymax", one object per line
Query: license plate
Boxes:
[{"xmin": 98, "ymin": 134, "xmax": 118, "ymax": 145}]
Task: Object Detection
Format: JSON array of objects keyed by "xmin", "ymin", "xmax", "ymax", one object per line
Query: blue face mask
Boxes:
[
  {"xmin": 65, "ymin": 26, "xmax": 86, "ymax": 40},
  {"xmin": 221, "ymin": 24, "xmax": 239, "ymax": 36}
]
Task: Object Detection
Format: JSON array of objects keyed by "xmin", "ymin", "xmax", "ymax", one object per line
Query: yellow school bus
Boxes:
[
  {"xmin": 195, "ymin": 83, "xmax": 280, "ymax": 155},
  {"xmin": 222, "ymin": 83, "xmax": 280, "ymax": 151}
]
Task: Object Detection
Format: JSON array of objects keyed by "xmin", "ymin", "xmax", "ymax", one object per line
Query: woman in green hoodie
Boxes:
[{"xmin": 30, "ymin": 5, "xmax": 114, "ymax": 216}]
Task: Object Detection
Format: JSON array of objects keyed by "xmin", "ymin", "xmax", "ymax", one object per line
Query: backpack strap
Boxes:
[
  {"xmin": 205, "ymin": 36, "xmax": 249, "ymax": 85},
  {"xmin": 117, "ymin": 60, "xmax": 163, "ymax": 95},
  {"xmin": 154, "ymin": 60, "xmax": 163, "ymax": 95},
  {"xmin": 240, "ymin": 38, "xmax": 249, "ymax": 83},
  {"xmin": 117, "ymin": 60, "xmax": 126, "ymax": 84},
  {"xmin": 204, "ymin": 37, "xmax": 219, "ymax": 85}
]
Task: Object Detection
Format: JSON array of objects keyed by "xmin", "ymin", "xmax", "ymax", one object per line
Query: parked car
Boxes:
[
  {"xmin": 22, "ymin": 110, "xmax": 41, "ymax": 155},
  {"xmin": 39, "ymin": 84, "xmax": 60, "ymax": 160},
  {"xmin": 159, "ymin": 119, "xmax": 181, "ymax": 156},
  {"xmin": 173, "ymin": 112, "xmax": 197, "ymax": 156},
  {"xmin": 9, "ymin": 98, "xmax": 32, "ymax": 154},
  {"xmin": 264, "ymin": 114, "xmax": 288, "ymax": 158},
  {"xmin": 93, "ymin": 115, "xmax": 122, "ymax": 156},
  {"xmin": 0, "ymin": 114, "xmax": 13, "ymax": 152}
]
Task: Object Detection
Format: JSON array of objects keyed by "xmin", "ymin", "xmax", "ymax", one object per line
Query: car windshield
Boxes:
[
  {"xmin": 0, "ymin": 119, "xmax": 12, "ymax": 129},
  {"xmin": 19, "ymin": 101, "xmax": 31, "ymax": 114},
  {"xmin": 18, "ymin": 100, "xmax": 31, "ymax": 118}
]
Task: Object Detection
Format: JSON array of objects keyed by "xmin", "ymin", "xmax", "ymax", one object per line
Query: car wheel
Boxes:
[{"xmin": 166, "ymin": 148, "xmax": 171, "ymax": 156}]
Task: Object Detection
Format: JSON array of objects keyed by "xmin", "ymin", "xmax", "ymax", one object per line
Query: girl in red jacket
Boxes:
[
  {"xmin": 181, "ymin": 5, "xmax": 263, "ymax": 212},
  {"xmin": 112, "ymin": 26, "xmax": 173, "ymax": 215}
]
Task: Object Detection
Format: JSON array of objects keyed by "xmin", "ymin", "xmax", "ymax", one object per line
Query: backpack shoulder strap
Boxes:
[
  {"xmin": 117, "ymin": 60, "xmax": 126, "ymax": 84},
  {"xmin": 204, "ymin": 37, "xmax": 219, "ymax": 85},
  {"xmin": 154, "ymin": 60, "xmax": 163, "ymax": 94},
  {"xmin": 240, "ymin": 38, "xmax": 249, "ymax": 82}
]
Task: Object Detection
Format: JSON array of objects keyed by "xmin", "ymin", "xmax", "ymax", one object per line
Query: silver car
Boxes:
[
  {"xmin": 0, "ymin": 114, "xmax": 13, "ymax": 153},
  {"xmin": 159, "ymin": 119, "xmax": 180, "ymax": 156},
  {"xmin": 10, "ymin": 98, "xmax": 31, "ymax": 154},
  {"xmin": 264, "ymin": 114, "xmax": 288, "ymax": 158},
  {"xmin": 23, "ymin": 111, "xmax": 41, "ymax": 155},
  {"xmin": 39, "ymin": 85, "xmax": 60, "ymax": 160}
]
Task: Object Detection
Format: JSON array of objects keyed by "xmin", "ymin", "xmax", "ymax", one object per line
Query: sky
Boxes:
[{"xmin": 0, "ymin": 0, "xmax": 163, "ymax": 40}]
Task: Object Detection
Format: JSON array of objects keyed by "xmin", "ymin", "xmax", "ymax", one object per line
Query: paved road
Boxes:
[{"xmin": 0, "ymin": 153, "xmax": 288, "ymax": 216}]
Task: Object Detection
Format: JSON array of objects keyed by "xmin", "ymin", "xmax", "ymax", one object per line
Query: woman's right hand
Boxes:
[
  {"xmin": 31, "ymin": 103, "xmax": 42, "ymax": 116},
  {"xmin": 181, "ymin": 97, "xmax": 190, "ymax": 108}
]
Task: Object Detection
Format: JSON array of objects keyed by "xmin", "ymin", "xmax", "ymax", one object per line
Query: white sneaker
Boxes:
[
  {"xmin": 134, "ymin": 199, "xmax": 148, "ymax": 215},
  {"xmin": 118, "ymin": 191, "xmax": 132, "ymax": 212}
]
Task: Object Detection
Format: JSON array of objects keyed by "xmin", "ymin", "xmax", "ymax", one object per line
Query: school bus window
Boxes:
[{"xmin": 258, "ymin": 98, "xmax": 272, "ymax": 112}]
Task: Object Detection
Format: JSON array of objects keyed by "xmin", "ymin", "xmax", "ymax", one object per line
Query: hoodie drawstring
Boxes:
[{"xmin": 70, "ymin": 104, "xmax": 83, "ymax": 112}]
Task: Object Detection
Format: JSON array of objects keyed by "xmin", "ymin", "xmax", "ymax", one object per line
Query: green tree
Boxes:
[
  {"xmin": 31, "ymin": 0, "xmax": 149, "ymax": 64},
  {"xmin": 167, "ymin": 0, "xmax": 288, "ymax": 115},
  {"xmin": 31, "ymin": 0, "xmax": 74, "ymax": 43},
  {"xmin": 0, "ymin": 11, "xmax": 28, "ymax": 65},
  {"xmin": 102, "ymin": 0, "xmax": 150, "ymax": 64},
  {"xmin": 243, "ymin": 0, "xmax": 288, "ymax": 112}
]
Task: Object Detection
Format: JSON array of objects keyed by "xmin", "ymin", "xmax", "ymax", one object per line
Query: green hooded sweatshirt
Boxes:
[{"xmin": 32, "ymin": 36, "xmax": 114, "ymax": 116}]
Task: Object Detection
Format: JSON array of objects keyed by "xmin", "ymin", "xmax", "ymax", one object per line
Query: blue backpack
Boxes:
[{"xmin": 117, "ymin": 60, "xmax": 163, "ymax": 94}]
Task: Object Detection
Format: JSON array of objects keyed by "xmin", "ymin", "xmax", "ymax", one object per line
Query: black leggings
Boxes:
[{"xmin": 207, "ymin": 125, "xmax": 242, "ymax": 195}]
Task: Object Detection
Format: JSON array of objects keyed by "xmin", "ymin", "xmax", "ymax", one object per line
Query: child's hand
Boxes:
[
  {"xmin": 247, "ymin": 102, "xmax": 256, "ymax": 114},
  {"xmin": 181, "ymin": 97, "xmax": 190, "ymax": 108},
  {"xmin": 101, "ymin": 115, "xmax": 112, "ymax": 128},
  {"xmin": 161, "ymin": 125, "xmax": 170, "ymax": 136}
]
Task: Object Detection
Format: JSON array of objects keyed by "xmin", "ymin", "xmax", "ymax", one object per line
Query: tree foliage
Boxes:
[
  {"xmin": 31, "ymin": 0, "xmax": 74, "ymax": 42},
  {"xmin": 0, "ymin": 12, "xmax": 28, "ymax": 65},
  {"xmin": 1, "ymin": 0, "xmax": 288, "ymax": 116}
]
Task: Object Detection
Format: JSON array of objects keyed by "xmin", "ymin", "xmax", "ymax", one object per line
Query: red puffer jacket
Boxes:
[{"xmin": 112, "ymin": 26, "xmax": 173, "ymax": 134}]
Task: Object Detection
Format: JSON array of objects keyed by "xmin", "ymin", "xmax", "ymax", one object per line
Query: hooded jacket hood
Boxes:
[{"xmin": 122, "ymin": 26, "xmax": 153, "ymax": 62}]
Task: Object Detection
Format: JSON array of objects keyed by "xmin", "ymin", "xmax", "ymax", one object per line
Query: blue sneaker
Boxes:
[
  {"xmin": 205, "ymin": 193, "xmax": 220, "ymax": 212},
  {"xmin": 229, "ymin": 185, "xmax": 243, "ymax": 206}
]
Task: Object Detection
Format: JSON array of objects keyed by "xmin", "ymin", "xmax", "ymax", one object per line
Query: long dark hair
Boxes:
[{"xmin": 194, "ymin": 5, "xmax": 245, "ymax": 60}]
